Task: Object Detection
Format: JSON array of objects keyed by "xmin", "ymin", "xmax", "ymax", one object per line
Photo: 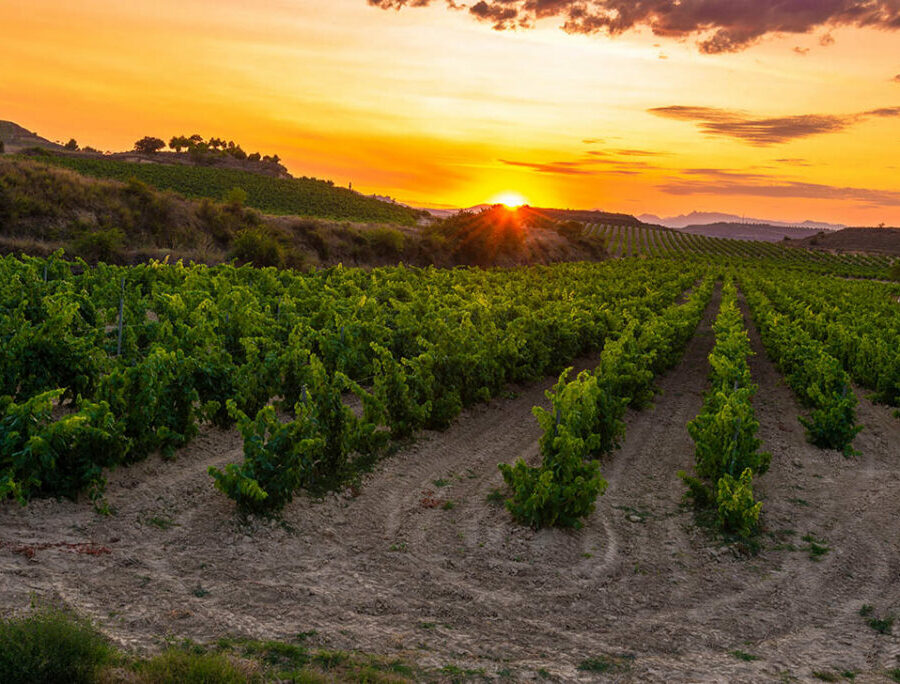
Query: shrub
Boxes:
[
  {"xmin": 716, "ymin": 468, "xmax": 762, "ymax": 538},
  {"xmin": 68, "ymin": 227, "xmax": 125, "ymax": 263},
  {"xmin": 0, "ymin": 605, "xmax": 113, "ymax": 684},
  {"xmin": 499, "ymin": 370, "xmax": 611, "ymax": 528},
  {"xmin": 209, "ymin": 400, "xmax": 323, "ymax": 516},
  {"xmin": 224, "ymin": 186, "xmax": 248, "ymax": 209},
  {"xmin": 0, "ymin": 391, "xmax": 124, "ymax": 502},
  {"xmin": 229, "ymin": 228, "xmax": 283, "ymax": 267},
  {"xmin": 368, "ymin": 226, "xmax": 405, "ymax": 256}
]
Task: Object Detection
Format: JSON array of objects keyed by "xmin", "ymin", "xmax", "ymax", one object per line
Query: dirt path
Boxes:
[{"xmin": 1, "ymin": 289, "xmax": 899, "ymax": 682}]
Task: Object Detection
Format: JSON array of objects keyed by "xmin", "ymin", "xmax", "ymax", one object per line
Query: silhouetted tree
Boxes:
[
  {"xmin": 248, "ymin": 152, "xmax": 261, "ymax": 162},
  {"xmin": 134, "ymin": 136, "xmax": 165, "ymax": 154},
  {"xmin": 0, "ymin": 140, "xmax": 5, "ymax": 154},
  {"xmin": 64, "ymin": 138, "xmax": 79, "ymax": 151},
  {"xmin": 169, "ymin": 135, "xmax": 189, "ymax": 152}
]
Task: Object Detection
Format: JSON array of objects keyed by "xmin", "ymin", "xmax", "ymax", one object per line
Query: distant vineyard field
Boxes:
[
  {"xmin": 23, "ymin": 151, "xmax": 423, "ymax": 225},
  {"xmin": 583, "ymin": 222, "xmax": 895, "ymax": 278}
]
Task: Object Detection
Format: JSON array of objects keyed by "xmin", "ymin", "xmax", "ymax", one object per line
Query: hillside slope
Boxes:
[
  {"xmin": 21, "ymin": 149, "xmax": 424, "ymax": 225},
  {"xmin": 0, "ymin": 157, "xmax": 608, "ymax": 268},
  {"xmin": 786, "ymin": 227, "xmax": 900, "ymax": 255},
  {"xmin": 0, "ymin": 121, "xmax": 65, "ymax": 153},
  {"xmin": 677, "ymin": 222, "xmax": 821, "ymax": 243}
]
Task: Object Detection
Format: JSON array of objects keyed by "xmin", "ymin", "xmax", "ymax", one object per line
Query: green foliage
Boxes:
[
  {"xmin": 0, "ymin": 390, "xmax": 124, "ymax": 502},
  {"xmin": 229, "ymin": 228, "xmax": 283, "ymax": 267},
  {"xmin": 0, "ymin": 254, "xmax": 703, "ymax": 505},
  {"xmin": 371, "ymin": 343, "xmax": 428, "ymax": 439},
  {"xmin": 68, "ymin": 227, "xmax": 125, "ymax": 263},
  {"xmin": 98, "ymin": 348, "xmax": 201, "ymax": 460},
  {"xmin": 499, "ymin": 371, "xmax": 611, "ymax": 529},
  {"xmin": 136, "ymin": 648, "xmax": 257, "ymax": 683},
  {"xmin": 682, "ymin": 280, "xmax": 766, "ymax": 537},
  {"xmin": 209, "ymin": 399, "xmax": 323, "ymax": 516},
  {"xmin": 716, "ymin": 468, "xmax": 762, "ymax": 538},
  {"xmin": 367, "ymin": 226, "xmax": 406, "ymax": 256},
  {"xmin": 742, "ymin": 277, "xmax": 863, "ymax": 451},
  {"xmin": 0, "ymin": 605, "xmax": 112, "ymax": 684},
  {"xmin": 499, "ymin": 277, "xmax": 714, "ymax": 529}
]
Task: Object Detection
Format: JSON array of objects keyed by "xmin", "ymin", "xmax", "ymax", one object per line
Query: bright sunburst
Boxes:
[{"xmin": 490, "ymin": 191, "xmax": 528, "ymax": 208}]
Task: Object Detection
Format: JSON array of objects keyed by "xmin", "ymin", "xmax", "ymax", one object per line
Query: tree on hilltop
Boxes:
[
  {"xmin": 64, "ymin": 139, "xmax": 79, "ymax": 151},
  {"xmin": 134, "ymin": 136, "xmax": 166, "ymax": 154}
]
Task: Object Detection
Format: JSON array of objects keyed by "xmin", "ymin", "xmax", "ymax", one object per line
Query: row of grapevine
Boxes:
[
  {"xmin": 498, "ymin": 277, "xmax": 716, "ymax": 528},
  {"xmin": 680, "ymin": 278, "xmax": 770, "ymax": 538},
  {"xmin": 582, "ymin": 222, "xmax": 894, "ymax": 279},
  {"xmin": 0, "ymin": 252, "xmax": 702, "ymax": 508},
  {"xmin": 747, "ymin": 271, "xmax": 899, "ymax": 408},
  {"xmin": 740, "ymin": 277, "xmax": 862, "ymax": 453}
]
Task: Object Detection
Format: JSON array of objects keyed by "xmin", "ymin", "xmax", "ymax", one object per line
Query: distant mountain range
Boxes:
[{"xmin": 639, "ymin": 211, "xmax": 846, "ymax": 231}]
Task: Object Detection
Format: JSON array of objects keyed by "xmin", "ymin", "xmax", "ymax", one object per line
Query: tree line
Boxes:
[{"xmin": 133, "ymin": 134, "xmax": 281, "ymax": 165}]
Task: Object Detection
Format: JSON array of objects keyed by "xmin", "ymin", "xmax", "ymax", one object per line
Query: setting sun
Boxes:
[{"xmin": 490, "ymin": 192, "xmax": 528, "ymax": 208}]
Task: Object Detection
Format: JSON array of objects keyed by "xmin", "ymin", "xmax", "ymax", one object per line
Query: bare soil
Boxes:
[{"xmin": 1, "ymin": 290, "xmax": 899, "ymax": 682}]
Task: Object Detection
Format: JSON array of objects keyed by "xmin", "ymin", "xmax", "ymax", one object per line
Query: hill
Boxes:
[
  {"xmin": 0, "ymin": 121, "xmax": 65, "ymax": 154},
  {"xmin": 20, "ymin": 149, "xmax": 424, "ymax": 226},
  {"xmin": 425, "ymin": 205, "xmax": 643, "ymax": 226},
  {"xmin": 676, "ymin": 222, "xmax": 822, "ymax": 243},
  {"xmin": 0, "ymin": 157, "xmax": 608, "ymax": 268},
  {"xmin": 785, "ymin": 227, "xmax": 900, "ymax": 255},
  {"xmin": 640, "ymin": 210, "xmax": 845, "ymax": 231}
]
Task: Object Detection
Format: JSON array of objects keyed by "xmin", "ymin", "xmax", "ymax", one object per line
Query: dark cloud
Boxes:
[
  {"xmin": 659, "ymin": 169, "xmax": 900, "ymax": 207},
  {"xmin": 648, "ymin": 105, "xmax": 900, "ymax": 145},
  {"xmin": 367, "ymin": 0, "xmax": 900, "ymax": 53}
]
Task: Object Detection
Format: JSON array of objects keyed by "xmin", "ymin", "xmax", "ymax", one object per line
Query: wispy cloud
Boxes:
[
  {"xmin": 659, "ymin": 168, "xmax": 900, "ymax": 207},
  {"xmin": 368, "ymin": 0, "xmax": 900, "ymax": 53},
  {"xmin": 648, "ymin": 105, "xmax": 900, "ymax": 145}
]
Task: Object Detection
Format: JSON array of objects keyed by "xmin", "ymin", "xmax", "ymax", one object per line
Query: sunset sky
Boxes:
[{"xmin": 1, "ymin": 0, "xmax": 899, "ymax": 224}]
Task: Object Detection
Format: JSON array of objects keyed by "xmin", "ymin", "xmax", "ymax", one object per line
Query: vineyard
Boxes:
[
  {"xmin": 1, "ymin": 248, "xmax": 899, "ymax": 681},
  {"xmin": 20, "ymin": 151, "xmax": 423, "ymax": 225},
  {"xmin": 584, "ymin": 221, "xmax": 895, "ymax": 278}
]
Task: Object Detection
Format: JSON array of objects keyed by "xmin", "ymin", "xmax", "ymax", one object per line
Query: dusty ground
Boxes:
[{"xmin": 1, "ymin": 289, "xmax": 899, "ymax": 682}]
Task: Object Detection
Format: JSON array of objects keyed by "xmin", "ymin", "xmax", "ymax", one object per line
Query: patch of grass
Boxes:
[
  {"xmin": 432, "ymin": 478, "xmax": 450, "ymax": 488},
  {"xmin": 577, "ymin": 653, "xmax": 634, "ymax": 674},
  {"xmin": 486, "ymin": 488, "xmax": 505, "ymax": 505},
  {"xmin": 787, "ymin": 498, "xmax": 810, "ymax": 507},
  {"xmin": 136, "ymin": 648, "xmax": 257, "ymax": 683},
  {"xmin": 730, "ymin": 649, "xmax": 760, "ymax": 661},
  {"xmin": 578, "ymin": 656, "xmax": 616, "ymax": 673},
  {"xmin": 887, "ymin": 667, "xmax": 900, "ymax": 682},
  {"xmin": 841, "ymin": 670, "xmax": 858, "ymax": 680},
  {"xmin": 859, "ymin": 604, "xmax": 874, "ymax": 617},
  {"xmin": 388, "ymin": 541, "xmax": 408, "ymax": 552},
  {"xmin": 0, "ymin": 604, "xmax": 113, "ymax": 684},
  {"xmin": 442, "ymin": 500, "xmax": 456, "ymax": 511},
  {"xmin": 418, "ymin": 622, "xmax": 437, "ymax": 630},
  {"xmin": 812, "ymin": 671, "xmax": 840, "ymax": 682},
  {"xmin": 800, "ymin": 533, "xmax": 830, "ymax": 560},
  {"xmin": 867, "ymin": 615, "xmax": 894, "ymax": 634},
  {"xmin": 191, "ymin": 585, "xmax": 210, "ymax": 598},
  {"xmin": 536, "ymin": 667, "xmax": 551, "ymax": 679}
]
